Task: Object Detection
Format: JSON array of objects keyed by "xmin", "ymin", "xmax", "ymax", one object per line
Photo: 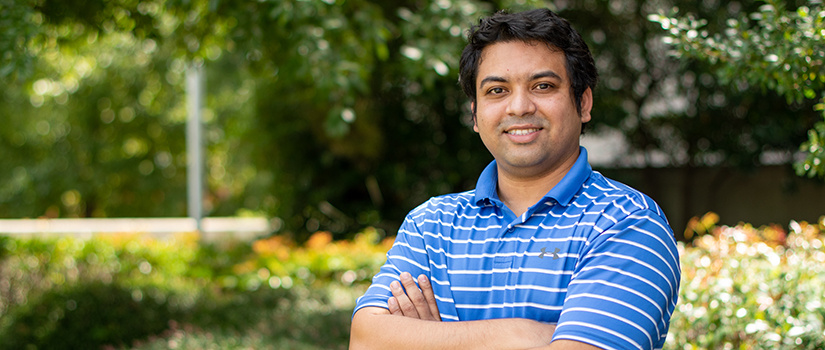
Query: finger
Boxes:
[
  {"xmin": 400, "ymin": 272, "xmax": 433, "ymax": 320},
  {"xmin": 387, "ymin": 296, "xmax": 403, "ymax": 316},
  {"xmin": 390, "ymin": 280, "xmax": 419, "ymax": 318},
  {"xmin": 418, "ymin": 274, "xmax": 441, "ymax": 321}
]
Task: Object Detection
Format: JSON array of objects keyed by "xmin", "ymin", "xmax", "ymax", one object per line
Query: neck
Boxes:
[{"xmin": 496, "ymin": 151, "xmax": 579, "ymax": 217}]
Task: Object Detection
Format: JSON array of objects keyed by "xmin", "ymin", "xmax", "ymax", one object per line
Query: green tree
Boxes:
[
  {"xmin": 0, "ymin": 13, "xmax": 189, "ymax": 217},
  {"xmin": 535, "ymin": 0, "xmax": 818, "ymax": 229},
  {"xmin": 650, "ymin": 0, "xmax": 825, "ymax": 178},
  {"xmin": 2, "ymin": 0, "xmax": 818, "ymax": 238},
  {"xmin": 0, "ymin": 0, "xmax": 494, "ymax": 237}
]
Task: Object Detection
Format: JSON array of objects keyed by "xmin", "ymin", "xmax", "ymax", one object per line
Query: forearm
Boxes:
[{"xmin": 350, "ymin": 307, "xmax": 555, "ymax": 350}]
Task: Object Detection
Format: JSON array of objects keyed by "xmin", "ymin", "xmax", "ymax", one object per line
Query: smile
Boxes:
[{"xmin": 505, "ymin": 128, "xmax": 541, "ymax": 136}]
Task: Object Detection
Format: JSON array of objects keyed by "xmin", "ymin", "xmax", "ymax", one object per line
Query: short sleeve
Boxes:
[
  {"xmin": 353, "ymin": 213, "xmax": 431, "ymax": 315},
  {"xmin": 551, "ymin": 209, "xmax": 681, "ymax": 350}
]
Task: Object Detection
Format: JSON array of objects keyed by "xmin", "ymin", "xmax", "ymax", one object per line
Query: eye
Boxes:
[
  {"xmin": 535, "ymin": 83, "xmax": 554, "ymax": 90},
  {"xmin": 487, "ymin": 87, "xmax": 506, "ymax": 95}
]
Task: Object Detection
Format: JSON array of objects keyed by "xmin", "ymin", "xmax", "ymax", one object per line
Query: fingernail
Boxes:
[
  {"xmin": 387, "ymin": 297, "xmax": 397, "ymax": 308},
  {"xmin": 400, "ymin": 272, "xmax": 411, "ymax": 280},
  {"xmin": 418, "ymin": 274, "xmax": 429, "ymax": 285},
  {"xmin": 391, "ymin": 281, "xmax": 400, "ymax": 290}
]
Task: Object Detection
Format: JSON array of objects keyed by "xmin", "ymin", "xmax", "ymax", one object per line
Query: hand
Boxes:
[{"xmin": 387, "ymin": 272, "xmax": 441, "ymax": 321}]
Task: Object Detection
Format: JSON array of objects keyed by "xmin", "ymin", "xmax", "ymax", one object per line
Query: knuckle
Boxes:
[
  {"xmin": 401, "ymin": 304, "xmax": 416, "ymax": 314},
  {"xmin": 411, "ymin": 293, "xmax": 425, "ymax": 303}
]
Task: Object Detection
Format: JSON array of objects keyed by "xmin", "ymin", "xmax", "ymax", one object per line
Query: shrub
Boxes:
[
  {"xmin": 0, "ymin": 232, "xmax": 209, "ymax": 349},
  {"xmin": 3, "ymin": 219, "xmax": 823, "ymax": 349},
  {"xmin": 0, "ymin": 229, "xmax": 389, "ymax": 349},
  {"xmin": 667, "ymin": 213, "xmax": 825, "ymax": 349},
  {"xmin": 1, "ymin": 282, "xmax": 187, "ymax": 349}
]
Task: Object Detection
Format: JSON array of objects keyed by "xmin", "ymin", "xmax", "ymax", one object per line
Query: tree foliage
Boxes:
[
  {"xmin": 1, "ymin": 0, "xmax": 820, "ymax": 238},
  {"xmin": 0, "ymin": 0, "xmax": 496, "ymax": 238},
  {"xmin": 650, "ymin": 0, "xmax": 825, "ymax": 178}
]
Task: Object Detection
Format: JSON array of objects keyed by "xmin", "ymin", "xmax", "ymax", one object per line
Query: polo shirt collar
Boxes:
[
  {"xmin": 473, "ymin": 146, "xmax": 593, "ymax": 207},
  {"xmin": 474, "ymin": 160, "xmax": 501, "ymax": 206}
]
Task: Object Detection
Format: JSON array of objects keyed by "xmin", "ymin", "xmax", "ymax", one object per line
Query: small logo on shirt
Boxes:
[{"xmin": 539, "ymin": 247, "xmax": 560, "ymax": 260}]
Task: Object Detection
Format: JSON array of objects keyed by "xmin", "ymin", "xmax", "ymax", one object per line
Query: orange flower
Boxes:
[
  {"xmin": 253, "ymin": 235, "xmax": 292, "ymax": 259},
  {"xmin": 306, "ymin": 231, "xmax": 333, "ymax": 250}
]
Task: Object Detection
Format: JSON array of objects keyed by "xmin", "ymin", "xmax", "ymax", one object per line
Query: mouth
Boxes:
[
  {"xmin": 502, "ymin": 126, "xmax": 543, "ymax": 143},
  {"xmin": 504, "ymin": 127, "xmax": 542, "ymax": 136}
]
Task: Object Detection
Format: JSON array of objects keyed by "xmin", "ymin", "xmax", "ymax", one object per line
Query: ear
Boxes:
[
  {"xmin": 471, "ymin": 102, "xmax": 479, "ymax": 132},
  {"xmin": 579, "ymin": 87, "xmax": 593, "ymax": 123}
]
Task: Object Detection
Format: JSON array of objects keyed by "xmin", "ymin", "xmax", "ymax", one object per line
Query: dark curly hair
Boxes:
[{"xmin": 459, "ymin": 8, "xmax": 598, "ymax": 118}]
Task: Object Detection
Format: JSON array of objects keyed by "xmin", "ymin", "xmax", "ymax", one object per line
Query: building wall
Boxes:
[{"xmin": 598, "ymin": 165, "xmax": 825, "ymax": 240}]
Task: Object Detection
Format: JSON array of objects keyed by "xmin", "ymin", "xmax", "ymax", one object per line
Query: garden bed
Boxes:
[{"xmin": 1, "ymin": 216, "xmax": 823, "ymax": 349}]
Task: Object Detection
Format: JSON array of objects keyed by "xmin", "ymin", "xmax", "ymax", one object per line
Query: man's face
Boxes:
[{"xmin": 473, "ymin": 40, "xmax": 592, "ymax": 179}]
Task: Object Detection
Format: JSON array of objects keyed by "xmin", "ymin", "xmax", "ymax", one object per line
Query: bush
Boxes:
[
  {"xmin": 2, "ymin": 220, "xmax": 824, "ymax": 349},
  {"xmin": 668, "ymin": 213, "xmax": 825, "ymax": 349},
  {"xmin": 0, "ymin": 229, "xmax": 390, "ymax": 349},
  {"xmin": 2, "ymin": 282, "xmax": 186, "ymax": 349},
  {"xmin": 0, "ymin": 232, "xmax": 207, "ymax": 349}
]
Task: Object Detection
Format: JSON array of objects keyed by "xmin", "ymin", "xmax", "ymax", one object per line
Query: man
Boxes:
[{"xmin": 350, "ymin": 8, "xmax": 680, "ymax": 350}]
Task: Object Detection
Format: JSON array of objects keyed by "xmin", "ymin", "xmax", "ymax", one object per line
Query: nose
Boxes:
[{"xmin": 505, "ymin": 88, "xmax": 536, "ymax": 117}]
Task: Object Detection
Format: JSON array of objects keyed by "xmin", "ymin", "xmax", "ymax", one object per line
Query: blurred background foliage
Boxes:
[
  {"xmin": 2, "ymin": 1, "xmax": 823, "ymax": 347},
  {"xmin": 650, "ymin": 0, "xmax": 825, "ymax": 178},
  {"xmin": 671, "ymin": 214, "xmax": 825, "ymax": 349},
  {"xmin": 0, "ymin": 230, "xmax": 390, "ymax": 349},
  {"xmin": 1, "ymin": 0, "xmax": 822, "ymax": 240},
  {"xmin": 1, "ymin": 217, "xmax": 824, "ymax": 349}
]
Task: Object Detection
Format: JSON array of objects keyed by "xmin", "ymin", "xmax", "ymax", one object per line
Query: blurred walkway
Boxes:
[{"xmin": 0, "ymin": 217, "xmax": 272, "ymax": 241}]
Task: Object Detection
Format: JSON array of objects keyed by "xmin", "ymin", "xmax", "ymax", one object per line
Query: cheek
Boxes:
[
  {"xmin": 473, "ymin": 111, "xmax": 489, "ymax": 131},
  {"xmin": 474, "ymin": 117, "xmax": 497, "ymax": 143}
]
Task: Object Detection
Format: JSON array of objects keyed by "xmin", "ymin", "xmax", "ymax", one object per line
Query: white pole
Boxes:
[{"xmin": 186, "ymin": 63, "xmax": 204, "ymax": 232}]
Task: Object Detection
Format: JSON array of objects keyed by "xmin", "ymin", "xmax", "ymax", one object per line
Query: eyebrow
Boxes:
[
  {"xmin": 479, "ymin": 76, "xmax": 507, "ymax": 88},
  {"xmin": 478, "ymin": 70, "xmax": 563, "ymax": 88},
  {"xmin": 531, "ymin": 70, "xmax": 562, "ymax": 81}
]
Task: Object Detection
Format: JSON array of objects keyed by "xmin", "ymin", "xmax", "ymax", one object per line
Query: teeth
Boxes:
[{"xmin": 507, "ymin": 128, "xmax": 539, "ymax": 136}]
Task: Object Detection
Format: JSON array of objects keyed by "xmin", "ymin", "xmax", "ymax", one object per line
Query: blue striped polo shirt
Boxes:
[{"xmin": 354, "ymin": 147, "xmax": 680, "ymax": 350}]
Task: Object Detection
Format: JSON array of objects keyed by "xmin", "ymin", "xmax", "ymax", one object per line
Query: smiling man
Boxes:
[{"xmin": 350, "ymin": 8, "xmax": 680, "ymax": 350}]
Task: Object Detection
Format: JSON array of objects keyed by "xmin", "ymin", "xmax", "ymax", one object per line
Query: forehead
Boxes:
[{"xmin": 477, "ymin": 40, "xmax": 568, "ymax": 84}]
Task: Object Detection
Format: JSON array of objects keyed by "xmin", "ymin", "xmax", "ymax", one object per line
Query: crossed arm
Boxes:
[{"xmin": 349, "ymin": 272, "xmax": 602, "ymax": 350}]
